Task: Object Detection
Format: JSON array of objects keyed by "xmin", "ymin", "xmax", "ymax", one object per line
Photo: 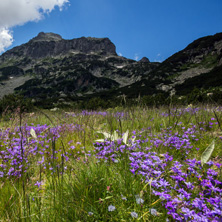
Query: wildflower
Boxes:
[
  {"xmin": 181, "ymin": 207, "xmax": 194, "ymax": 219},
  {"xmin": 88, "ymin": 212, "xmax": 93, "ymax": 216},
  {"xmin": 150, "ymin": 208, "xmax": 157, "ymax": 216},
  {"xmin": 121, "ymin": 194, "xmax": 127, "ymax": 201},
  {"xmin": 131, "ymin": 211, "xmax": 138, "ymax": 218},
  {"xmin": 34, "ymin": 181, "xmax": 43, "ymax": 188},
  {"xmin": 108, "ymin": 205, "xmax": 116, "ymax": 211},
  {"xmin": 0, "ymin": 171, "xmax": 4, "ymax": 177},
  {"xmin": 135, "ymin": 195, "xmax": 144, "ymax": 204},
  {"xmin": 38, "ymin": 156, "xmax": 45, "ymax": 164}
]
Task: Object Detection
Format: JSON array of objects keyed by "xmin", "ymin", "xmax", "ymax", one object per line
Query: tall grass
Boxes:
[{"xmin": 0, "ymin": 105, "xmax": 221, "ymax": 221}]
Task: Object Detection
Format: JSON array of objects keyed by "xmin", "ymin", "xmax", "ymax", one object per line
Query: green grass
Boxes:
[{"xmin": 0, "ymin": 105, "xmax": 222, "ymax": 221}]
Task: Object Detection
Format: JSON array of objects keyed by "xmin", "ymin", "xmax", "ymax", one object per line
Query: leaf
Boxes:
[
  {"xmin": 96, "ymin": 130, "xmax": 130, "ymax": 143},
  {"xmin": 131, "ymin": 136, "xmax": 136, "ymax": 143},
  {"xmin": 122, "ymin": 130, "xmax": 129, "ymax": 144},
  {"xmin": 150, "ymin": 198, "xmax": 161, "ymax": 207},
  {"xmin": 96, "ymin": 131, "xmax": 111, "ymax": 139},
  {"xmin": 104, "ymin": 196, "xmax": 113, "ymax": 200},
  {"xmin": 201, "ymin": 140, "xmax": 215, "ymax": 166},
  {"xmin": 104, "ymin": 133, "xmax": 112, "ymax": 139},
  {"xmin": 30, "ymin": 128, "xmax": 37, "ymax": 139},
  {"xmin": 113, "ymin": 131, "xmax": 119, "ymax": 141},
  {"xmin": 94, "ymin": 139, "xmax": 105, "ymax": 143}
]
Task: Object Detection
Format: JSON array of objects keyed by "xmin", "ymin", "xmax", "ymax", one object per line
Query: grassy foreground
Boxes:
[{"xmin": 0, "ymin": 105, "xmax": 222, "ymax": 221}]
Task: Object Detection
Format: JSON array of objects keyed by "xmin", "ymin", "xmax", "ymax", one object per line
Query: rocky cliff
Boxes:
[
  {"xmin": 0, "ymin": 32, "xmax": 222, "ymax": 105},
  {"xmin": 0, "ymin": 32, "xmax": 159, "ymax": 101},
  {"xmin": 0, "ymin": 32, "xmax": 117, "ymax": 61}
]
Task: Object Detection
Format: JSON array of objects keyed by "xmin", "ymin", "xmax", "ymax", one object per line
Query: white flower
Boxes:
[
  {"xmin": 135, "ymin": 195, "xmax": 144, "ymax": 204},
  {"xmin": 150, "ymin": 208, "xmax": 157, "ymax": 216},
  {"xmin": 131, "ymin": 212, "xmax": 138, "ymax": 218},
  {"xmin": 108, "ymin": 205, "xmax": 116, "ymax": 212}
]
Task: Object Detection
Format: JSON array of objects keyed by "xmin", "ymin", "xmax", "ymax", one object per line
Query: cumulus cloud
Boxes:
[
  {"xmin": 118, "ymin": 52, "xmax": 123, "ymax": 56},
  {"xmin": 0, "ymin": 29, "xmax": 13, "ymax": 53},
  {"xmin": 0, "ymin": 0, "xmax": 69, "ymax": 53}
]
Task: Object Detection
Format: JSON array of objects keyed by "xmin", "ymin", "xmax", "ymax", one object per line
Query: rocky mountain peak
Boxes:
[
  {"xmin": 139, "ymin": 57, "xmax": 150, "ymax": 63},
  {"xmin": 31, "ymin": 32, "xmax": 63, "ymax": 42},
  {"xmin": 1, "ymin": 32, "xmax": 221, "ymax": 105},
  {"xmin": 0, "ymin": 33, "xmax": 117, "ymax": 60}
]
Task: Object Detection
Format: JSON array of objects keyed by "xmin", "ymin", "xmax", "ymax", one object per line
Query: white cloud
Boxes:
[
  {"xmin": 0, "ymin": 0, "xmax": 69, "ymax": 53},
  {"xmin": 118, "ymin": 52, "xmax": 123, "ymax": 56},
  {"xmin": 154, "ymin": 53, "xmax": 163, "ymax": 62},
  {"xmin": 0, "ymin": 29, "xmax": 13, "ymax": 53},
  {"xmin": 134, "ymin": 53, "xmax": 139, "ymax": 61}
]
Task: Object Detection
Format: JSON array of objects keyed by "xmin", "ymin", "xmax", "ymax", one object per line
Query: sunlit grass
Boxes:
[{"xmin": 0, "ymin": 105, "xmax": 222, "ymax": 221}]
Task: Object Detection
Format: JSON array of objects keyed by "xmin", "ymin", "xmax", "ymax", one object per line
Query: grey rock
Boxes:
[
  {"xmin": 32, "ymin": 32, "xmax": 63, "ymax": 42},
  {"xmin": 139, "ymin": 57, "xmax": 150, "ymax": 63},
  {"xmin": 0, "ymin": 75, "xmax": 33, "ymax": 99},
  {"xmin": 1, "ymin": 31, "xmax": 222, "ymax": 103},
  {"xmin": 0, "ymin": 33, "xmax": 117, "ymax": 61}
]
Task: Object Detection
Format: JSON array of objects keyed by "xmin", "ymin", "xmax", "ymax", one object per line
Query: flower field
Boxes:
[{"xmin": 0, "ymin": 106, "xmax": 222, "ymax": 221}]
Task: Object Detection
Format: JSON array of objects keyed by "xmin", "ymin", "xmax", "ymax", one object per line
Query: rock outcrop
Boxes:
[
  {"xmin": 139, "ymin": 57, "xmax": 150, "ymax": 63},
  {"xmin": 0, "ymin": 32, "xmax": 159, "ymax": 100},
  {"xmin": 31, "ymin": 32, "xmax": 63, "ymax": 42},
  {"xmin": 0, "ymin": 32, "xmax": 222, "ymax": 103},
  {"xmin": 0, "ymin": 32, "xmax": 117, "ymax": 61}
]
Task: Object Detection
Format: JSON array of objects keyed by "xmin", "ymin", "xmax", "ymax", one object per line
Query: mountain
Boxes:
[
  {"xmin": 0, "ymin": 32, "xmax": 222, "ymax": 107},
  {"xmin": 154, "ymin": 32, "xmax": 222, "ymax": 94},
  {"xmin": 0, "ymin": 32, "xmax": 159, "ymax": 101},
  {"xmin": 112, "ymin": 32, "xmax": 222, "ymax": 98}
]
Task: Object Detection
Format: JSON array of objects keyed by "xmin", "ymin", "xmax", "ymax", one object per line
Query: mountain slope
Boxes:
[
  {"xmin": 154, "ymin": 32, "xmax": 222, "ymax": 94},
  {"xmin": 0, "ymin": 32, "xmax": 222, "ymax": 106},
  {"xmin": 114, "ymin": 32, "xmax": 222, "ymax": 98},
  {"xmin": 175, "ymin": 63, "xmax": 222, "ymax": 95},
  {"xmin": 0, "ymin": 32, "xmax": 159, "ymax": 100}
]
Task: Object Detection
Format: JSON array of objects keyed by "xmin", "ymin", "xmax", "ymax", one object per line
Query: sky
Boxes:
[{"xmin": 0, "ymin": 0, "xmax": 222, "ymax": 62}]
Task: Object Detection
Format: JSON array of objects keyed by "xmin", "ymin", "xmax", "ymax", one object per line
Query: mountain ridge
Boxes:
[{"xmin": 0, "ymin": 32, "xmax": 222, "ymax": 106}]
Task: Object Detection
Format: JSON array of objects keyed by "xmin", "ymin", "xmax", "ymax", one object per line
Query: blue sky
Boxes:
[{"xmin": 1, "ymin": 0, "xmax": 222, "ymax": 62}]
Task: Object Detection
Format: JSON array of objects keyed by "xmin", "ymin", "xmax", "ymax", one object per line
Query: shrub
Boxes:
[{"xmin": 0, "ymin": 94, "xmax": 34, "ymax": 115}]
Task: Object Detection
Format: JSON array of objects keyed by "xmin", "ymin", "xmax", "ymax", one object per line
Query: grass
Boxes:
[{"xmin": 0, "ymin": 105, "xmax": 222, "ymax": 221}]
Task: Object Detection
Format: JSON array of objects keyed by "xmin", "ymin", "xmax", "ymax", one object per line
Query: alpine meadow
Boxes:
[{"xmin": 0, "ymin": 1, "xmax": 222, "ymax": 221}]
